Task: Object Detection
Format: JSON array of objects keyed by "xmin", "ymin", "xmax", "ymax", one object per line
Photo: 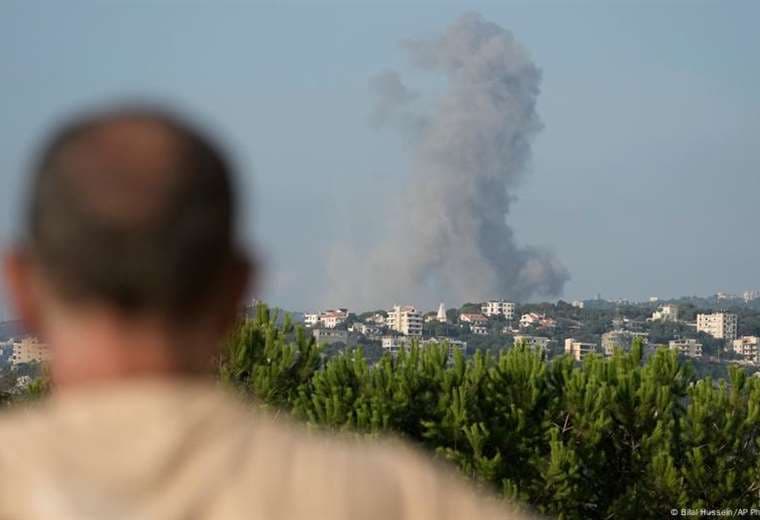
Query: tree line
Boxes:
[{"xmin": 220, "ymin": 305, "xmax": 760, "ymax": 519}]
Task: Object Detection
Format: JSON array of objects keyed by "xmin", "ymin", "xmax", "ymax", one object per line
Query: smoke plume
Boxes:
[{"xmin": 328, "ymin": 13, "xmax": 568, "ymax": 308}]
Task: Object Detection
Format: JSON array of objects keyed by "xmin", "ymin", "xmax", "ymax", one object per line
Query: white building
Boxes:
[
  {"xmin": 470, "ymin": 324, "xmax": 488, "ymax": 336},
  {"xmin": 601, "ymin": 330, "xmax": 649, "ymax": 356},
  {"xmin": 651, "ymin": 304, "xmax": 679, "ymax": 322},
  {"xmin": 519, "ymin": 313, "xmax": 540, "ymax": 328},
  {"xmin": 564, "ymin": 338, "xmax": 598, "ymax": 361},
  {"xmin": 514, "ymin": 335, "xmax": 551, "ymax": 353},
  {"xmin": 519, "ymin": 313, "xmax": 556, "ymax": 329},
  {"xmin": 304, "ymin": 308, "xmax": 349, "ymax": 329},
  {"xmin": 324, "ymin": 308, "xmax": 349, "ymax": 328},
  {"xmin": 436, "ymin": 303, "xmax": 447, "ymax": 323},
  {"xmin": 349, "ymin": 322, "xmax": 381, "ymax": 337},
  {"xmin": 733, "ymin": 336, "xmax": 760, "ymax": 363},
  {"xmin": 381, "ymin": 335, "xmax": 411, "ymax": 355},
  {"xmin": 421, "ymin": 337, "xmax": 467, "ymax": 362},
  {"xmin": 382, "ymin": 336, "xmax": 466, "ymax": 362},
  {"xmin": 571, "ymin": 300, "xmax": 584, "ymax": 309},
  {"xmin": 744, "ymin": 290, "xmax": 760, "ymax": 303},
  {"xmin": 386, "ymin": 305, "xmax": 423, "ymax": 336},
  {"xmin": 480, "ymin": 300, "xmax": 515, "ymax": 320},
  {"xmin": 696, "ymin": 312, "xmax": 737, "ymax": 342},
  {"xmin": 669, "ymin": 339, "xmax": 703, "ymax": 358}
]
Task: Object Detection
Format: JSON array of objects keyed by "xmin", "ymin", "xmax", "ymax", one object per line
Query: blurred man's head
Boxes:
[{"xmin": 4, "ymin": 106, "xmax": 251, "ymax": 385}]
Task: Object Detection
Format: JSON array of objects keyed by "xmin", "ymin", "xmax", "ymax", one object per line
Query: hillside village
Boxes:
[
  {"xmin": 5, "ymin": 291, "xmax": 760, "ymax": 389},
  {"xmin": 299, "ymin": 291, "xmax": 760, "ymax": 377}
]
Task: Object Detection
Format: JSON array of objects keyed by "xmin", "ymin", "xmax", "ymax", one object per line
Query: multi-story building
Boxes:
[
  {"xmin": 733, "ymin": 336, "xmax": 760, "ymax": 363},
  {"xmin": 564, "ymin": 338, "xmax": 598, "ymax": 361},
  {"xmin": 696, "ymin": 312, "xmax": 737, "ymax": 342},
  {"xmin": 651, "ymin": 304, "xmax": 679, "ymax": 322},
  {"xmin": 382, "ymin": 336, "xmax": 467, "ymax": 362},
  {"xmin": 305, "ymin": 309, "xmax": 349, "ymax": 329},
  {"xmin": 420, "ymin": 337, "xmax": 467, "ymax": 363},
  {"xmin": 601, "ymin": 330, "xmax": 649, "ymax": 356},
  {"xmin": 349, "ymin": 323, "xmax": 382, "ymax": 338},
  {"xmin": 571, "ymin": 300, "xmax": 585, "ymax": 309},
  {"xmin": 470, "ymin": 324, "xmax": 488, "ymax": 336},
  {"xmin": 381, "ymin": 336, "xmax": 410, "ymax": 356},
  {"xmin": 386, "ymin": 305, "xmax": 422, "ymax": 336},
  {"xmin": 669, "ymin": 339, "xmax": 703, "ymax": 358},
  {"xmin": 514, "ymin": 335, "xmax": 551, "ymax": 353},
  {"xmin": 519, "ymin": 313, "xmax": 556, "ymax": 329},
  {"xmin": 480, "ymin": 300, "xmax": 515, "ymax": 320},
  {"xmin": 10, "ymin": 337, "xmax": 50, "ymax": 366}
]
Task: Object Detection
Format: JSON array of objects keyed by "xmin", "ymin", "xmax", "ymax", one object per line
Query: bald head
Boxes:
[{"xmin": 23, "ymin": 107, "xmax": 243, "ymax": 320}]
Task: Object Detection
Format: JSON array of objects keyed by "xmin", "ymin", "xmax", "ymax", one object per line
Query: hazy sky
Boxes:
[{"xmin": 1, "ymin": 0, "xmax": 759, "ymax": 315}]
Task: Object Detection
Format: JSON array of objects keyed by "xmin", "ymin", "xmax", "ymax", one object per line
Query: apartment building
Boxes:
[
  {"xmin": 381, "ymin": 336, "xmax": 466, "ymax": 361},
  {"xmin": 651, "ymin": 304, "xmax": 679, "ymax": 322},
  {"xmin": 601, "ymin": 330, "xmax": 649, "ymax": 356},
  {"xmin": 514, "ymin": 335, "xmax": 551, "ymax": 353},
  {"xmin": 669, "ymin": 339, "xmax": 703, "ymax": 358},
  {"xmin": 470, "ymin": 324, "xmax": 488, "ymax": 336},
  {"xmin": 421, "ymin": 337, "xmax": 467, "ymax": 363},
  {"xmin": 10, "ymin": 337, "xmax": 50, "ymax": 366},
  {"xmin": 480, "ymin": 300, "xmax": 515, "ymax": 320},
  {"xmin": 386, "ymin": 305, "xmax": 423, "ymax": 336},
  {"xmin": 564, "ymin": 338, "xmax": 598, "ymax": 361},
  {"xmin": 696, "ymin": 312, "xmax": 737, "ymax": 342},
  {"xmin": 381, "ymin": 335, "xmax": 410, "ymax": 355},
  {"xmin": 304, "ymin": 308, "xmax": 349, "ymax": 329},
  {"xmin": 733, "ymin": 336, "xmax": 760, "ymax": 363},
  {"xmin": 519, "ymin": 313, "xmax": 556, "ymax": 329}
]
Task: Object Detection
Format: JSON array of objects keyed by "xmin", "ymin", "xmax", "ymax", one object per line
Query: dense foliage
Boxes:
[{"xmin": 224, "ymin": 306, "xmax": 760, "ymax": 518}]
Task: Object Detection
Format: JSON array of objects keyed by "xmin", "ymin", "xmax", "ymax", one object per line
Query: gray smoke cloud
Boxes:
[{"xmin": 327, "ymin": 13, "xmax": 569, "ymax": 309}]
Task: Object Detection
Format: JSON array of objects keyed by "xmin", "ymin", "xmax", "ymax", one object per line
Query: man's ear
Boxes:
[{"xmin": 2, "ymin": 248, "xmax": 42, "ymax": 335}]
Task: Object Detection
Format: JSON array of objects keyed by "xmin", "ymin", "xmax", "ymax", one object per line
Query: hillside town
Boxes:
[
  {"xmin": 298, "ymin": 291, "xmax": 760, "ymax": 377},
  {"xmin": 5, "ymin": 290, "xmax": 760, "ymax": 389}
]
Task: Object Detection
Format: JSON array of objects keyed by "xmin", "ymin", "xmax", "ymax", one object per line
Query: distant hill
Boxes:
[{"xmin": 0, "ymin": 320, "xmax": 24, "ymax": 341}]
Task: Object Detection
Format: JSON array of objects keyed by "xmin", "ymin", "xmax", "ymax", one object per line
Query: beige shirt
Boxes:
[{"xmin": 0, "ymin": 379, "xmax": 527, "ymax": 519}]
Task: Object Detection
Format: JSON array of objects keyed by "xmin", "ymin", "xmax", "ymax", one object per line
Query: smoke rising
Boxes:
[{"xmin": 328, "ymin": 13, "xmax": 568, "ymax": 308}]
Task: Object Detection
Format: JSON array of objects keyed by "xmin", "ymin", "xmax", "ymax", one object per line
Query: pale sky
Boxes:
[{"xmin": 1, "ymin": 0, "xmax": 759, "ymax": 315}]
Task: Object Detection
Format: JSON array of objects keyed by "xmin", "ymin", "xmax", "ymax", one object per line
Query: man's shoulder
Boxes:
[{"xmin": 0, "ymin": 382, "xmax": 525, "ymax": 519}]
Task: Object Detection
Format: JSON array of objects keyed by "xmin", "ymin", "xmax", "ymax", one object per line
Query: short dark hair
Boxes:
[{"xmin": 24, "ymin": 106, "xmax": 241, "ymax": 319}]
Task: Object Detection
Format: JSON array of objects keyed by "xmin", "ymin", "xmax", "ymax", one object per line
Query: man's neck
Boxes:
[{"xmin": 41, "ymin": 305, "xmax": 216, "ymax": 390}]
